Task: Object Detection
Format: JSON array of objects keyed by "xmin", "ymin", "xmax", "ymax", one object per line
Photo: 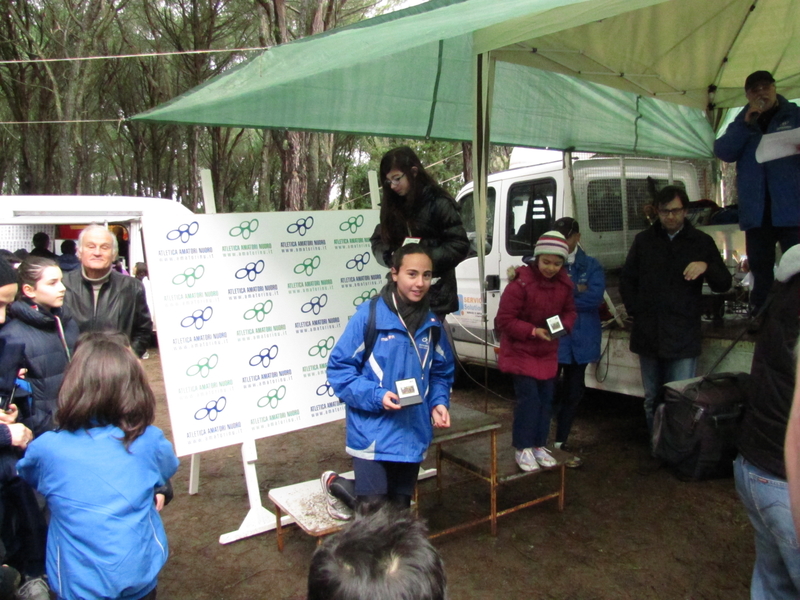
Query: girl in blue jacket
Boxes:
[
  {"xmin": 0, "ymin": 256, "xmax": 79, "ymax": 437},
  {"xmin": 322, "ymin": 244, "xmax": 453, "ymax": 519},
  {"xmin": 17, "ymin": 332, "xmax": 179, "ymax": 600}
]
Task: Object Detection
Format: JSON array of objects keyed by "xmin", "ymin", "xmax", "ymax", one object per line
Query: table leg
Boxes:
[
  {"xmin": 436, "ymin": 444, "xmax": 443, "ymax": 503},
  {"xmin": 275, "ymin": 505, "xmax": 284, "ymax": 552},
  {"xmin": 558, "ymin": 464, "xmax": 565, "ymax": 511},
  {"xmin": 490, "ymin": 429, "xmax": 498, "ymax": 536}
]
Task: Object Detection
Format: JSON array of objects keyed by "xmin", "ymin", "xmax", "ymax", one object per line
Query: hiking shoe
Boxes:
[
  {"xmin": 514, "ymin": 448, "xmax": 540, "ymax": 472},
  {"xmin": 17, "ymin": 577, "xmax": 50, "ymax": 600},
  {"xmin": 533, "ymin": 447, "xmax": 557, "ymax": 468},
  {"xmin": 320, "ymin": 471, "xmax": 353, "ymax": 521},
  {"xmin": 564, "ymin": 455, "xmax": 583, "ymax": 468}
]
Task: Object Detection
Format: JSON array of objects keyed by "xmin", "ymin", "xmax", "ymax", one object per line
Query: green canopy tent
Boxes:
[{"xmin": 134, "ymin": 0, "xmax": 800, "ymax": 331}]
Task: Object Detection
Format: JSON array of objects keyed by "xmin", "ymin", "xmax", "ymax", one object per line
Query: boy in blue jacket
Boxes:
[{"xmin": 322, "ymin": 244, "xmax": 453, "ymax": 519}]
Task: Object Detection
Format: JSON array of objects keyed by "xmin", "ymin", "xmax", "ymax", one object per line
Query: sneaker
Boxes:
[
  {"xmin": 533, "ymin": 447, "xmax": 557, "ymax": 468},
  {"xmin": 564, "ymin": 455, "xmax": 583, "ymax": 468},
  {"xmin": 17, "ymin": 577, "xmax": 50, "ymax": 600},
  {"xmin": 320, "ymin": 471, "xmax": 353, "ymax": 521},
  {"xmin": 514, "ymin": 448, "xmax": 540, "ymax": 472},
  {"xmin": 142, "ymin": 351, "xmax": 151, "ymax": 360}
]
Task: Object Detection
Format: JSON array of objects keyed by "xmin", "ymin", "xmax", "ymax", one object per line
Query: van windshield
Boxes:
[{"xmin": 458, "ymin": 188, "xmax": 496, "ymax": 256}]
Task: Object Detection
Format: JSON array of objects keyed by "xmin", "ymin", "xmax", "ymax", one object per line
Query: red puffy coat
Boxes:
[{"xmin": 495, "ymin": 263, "xmax": 576, "ymax": 380}]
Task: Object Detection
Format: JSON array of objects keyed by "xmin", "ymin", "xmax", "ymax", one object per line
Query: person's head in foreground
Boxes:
[
  {"xmin": 307, "ymin": 507, "xmax": 446, "ymax": 600},
  {"xmin": 530, "ymin": 231, "xmax": 568, "ymax": 279},
  {"xmin": 391, "ymin": 244, "xmax": 434, "ymax": 304},
  {"xmin": 57, "ymin": 331, "xmax": 155, "ymax": 448}
]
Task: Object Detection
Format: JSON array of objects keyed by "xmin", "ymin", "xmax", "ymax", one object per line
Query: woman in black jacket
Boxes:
[
  {"xmin": 0, "ymin": 257, "xmax": 79, "ymax": 437},
  {"xmin": 370, "ymin": 147, "xmax": 469, "ymax": 317}
]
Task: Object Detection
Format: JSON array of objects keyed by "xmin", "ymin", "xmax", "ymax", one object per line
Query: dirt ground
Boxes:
[{"xmin": 144, "ymin": 350, "xmax": 755, "ymax": 600}]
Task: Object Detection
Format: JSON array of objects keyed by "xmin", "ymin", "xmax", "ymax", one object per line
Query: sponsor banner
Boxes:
[{"xmin": 143, "ymin": 211, "xmax": 382, "ymax": 456}]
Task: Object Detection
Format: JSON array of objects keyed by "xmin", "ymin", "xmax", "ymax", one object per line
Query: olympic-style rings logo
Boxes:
[
  {"xmin": 194, "ymin": 397, "xmax": 226, "ymax": 421},
  {"xmin": 316, "ymin": 381, "xmax": 335, "ymax": 397},
  {"xmin": 181, "ymin": 306, "xmax": 213, "ymax": 330},
  {"xmin": 346, "ymin": 252, "xmax": 370, "ymax": 271},
  {"xmin": 243, "ymin": 300, "xmax": 273, "ymax": 322},
  {"xmin": 257, "ymin": 385, "xmax": 286, "ymax": 409},
  {"xmin": 309, "ymin": 336, "xmax": 335, "ymax": 359},
  {"xmin": 172, "ymin": 265, "xmax": 205, "ymax": 287},
  {"xmin": 339, "ymin": 215, "xmax": 364, "ymax": 234},
  {"xmin": 250, "ymin": 345, "xmax": 279, "ymax": 368},
  {"xmin": 235, "ymin": 260, "xmax": 265, "ymax": 281},
  {"xmin": 294, "ymin": 256, "xmax": 321, "ymax": 276},
  {"xmin": 230, "ymin": 219, "xmax": 259, "ymax": 239},
  {"xmin": 301, "ymin": 294, "xmax": 328, "ymax": 315},
  {"xmin": 353, "ymin": 289, "xmax": 378, "ymax": 307},
  {"xmin": 167, "ymin": 222, "xmax": 200, "ymax": 243},
  {"xmin": 186, "ymin": 354, "xmax": 219, "ymax": 378},
  {"xmin": 287, "ymin": 216, "xmax": 314, "ymax": 236}
]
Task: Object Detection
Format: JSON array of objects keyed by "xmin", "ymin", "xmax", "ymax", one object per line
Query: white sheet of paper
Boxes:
[{"xmin": 755, "ymin": 128, "xmax": 800, "ymax": 163}]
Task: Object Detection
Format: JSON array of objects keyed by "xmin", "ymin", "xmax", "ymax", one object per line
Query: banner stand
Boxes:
[
  {"xmin": 219, "ymin": 439, "xmax": 293, "ymax": 545},
  {"xmin": 188, "ymin": 454, "xmax": 200, "ymax": 495}
]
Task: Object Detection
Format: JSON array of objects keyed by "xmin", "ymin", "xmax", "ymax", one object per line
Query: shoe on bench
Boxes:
[
  {"xmin": 533, "ymin": 447, "xmax": 557, "ymax": 468},
  {"xmin": 320, "ymin": 471, "xmax": 354, "ymax": 521},
  {"xmin": 514, "ymin": 448, "xmax": 540, "ymax": 472}
]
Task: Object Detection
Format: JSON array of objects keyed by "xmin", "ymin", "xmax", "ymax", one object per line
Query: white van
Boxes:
[{"xmin": 449, "ymin": 156, "xmax": 750, "ymax": 397}]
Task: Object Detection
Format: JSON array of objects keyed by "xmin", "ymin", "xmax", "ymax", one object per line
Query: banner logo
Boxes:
[
  {"xmin": 172, "ymin": 265, "xmax": 205, "ymax": 287},
  {"xmin": 235, "ymin": 259, "xmax": 265, "ymax": 281},
  {"xmin": 186, "ymin": 354, "xmax": 219, "ymax": 378},
  {"xmin": 249, "ymin": 345, "xmax": 279, "ymax": 368},
  {"xmin": 229, "ymin": 219, "xmax": 259, "ymax": 239},
  {"xmin": 339, "ymin": 215, "xmax": 364, "ymax": 234},
  {"xmin": 167, "ymin": 221, "xmax": 200, "ymax": 243},
  {"xmin": 294, "ymin": 255, "xmax": 321, "ymax": 276},
  {"xmin": 346, "ymin": 252, "xmax": 370, "ymax": 271},
  {"xmin": 181, "ymin": 306, "xmax": 214, "ymax": 329},
  {"xmin": 257, "ymin": 385, "xmax": 287, "ymax": 409},
  {"xmin": 243, "ymin": 300, "xmax": 273, "ymax": 322},
  {"xmin": 301, "ymin": 294, "xmax": 328, "ymax": 315},
  {"xmin": 287, "ymin": 216, "xmax": 314, "ymax": 236},
  {"xmin": 194, "ymin": 397, "xmax": 226, "ymax": 421},
  {"xmin": 309, "ymin": 336, "xmax": 335, "ymax": 359}
]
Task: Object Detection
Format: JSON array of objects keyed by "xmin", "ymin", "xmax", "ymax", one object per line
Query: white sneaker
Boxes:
[
  {"xmin": 514, "ymin": 448, "xmax": 540, "ymax": 472},
  {"xmin": 533, "ymin": 447, "xmax": 557, "ymax": 468},
  {"xmin": 320, "ymin": 471, "xmax": 353, "ymax": 521}
]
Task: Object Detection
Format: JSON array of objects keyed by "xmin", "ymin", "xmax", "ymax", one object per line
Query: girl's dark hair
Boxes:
[
  {"xmin": 57, "ymin": 331, "xmax": 155, "ymax": 448},
  {"xmin": 17, "ymin": 256, "xmax": 58, "ymax": 300},
  {"xmin": 378, "ymin": 147, "xmax": 453, "ymax": 248},
  {"xmin": 391, "ymin": 243, "xmax": 433, "ymax": 271}
]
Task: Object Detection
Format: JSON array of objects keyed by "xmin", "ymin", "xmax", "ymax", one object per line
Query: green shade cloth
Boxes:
[{"xmin": 134, "ymin": 0, "xmax": 800, "ymax": 159}]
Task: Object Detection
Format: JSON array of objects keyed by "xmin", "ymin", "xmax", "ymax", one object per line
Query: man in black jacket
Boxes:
[
  {"xmin": 63, "ymin": 225, "xmax": 152, "ymax": 358},
  {"xmin": 620, "ymin": 186, "xmax": 732, "ymax": 434}
]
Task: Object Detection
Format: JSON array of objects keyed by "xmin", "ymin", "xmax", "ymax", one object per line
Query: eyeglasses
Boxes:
[
  {"xmin": 385, "ymin": 173, "xmax": 406, "ymax": 187},
  {"xmin": 657, "ymin": 207, "xmax": 685, "ymax": 217}
]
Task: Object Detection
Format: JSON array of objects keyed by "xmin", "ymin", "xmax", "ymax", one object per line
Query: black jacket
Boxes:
[
  {"xmin": 737, "ymin": 273, "xmax": 800, "ymax": 478},
  {"xmin": 620, "ymin": 220, "xmax": 732, "ymax": 359},
  {"xmin": 0, "ymin": 300, "xmax": 79, "ymax": 436},
  {"xmin": 370, "ymin": 187, "xmax": 469, "ymax": 315},
  {"xmin": 63, "ymin": 268, "xmax": 152, "ymax": 357}
]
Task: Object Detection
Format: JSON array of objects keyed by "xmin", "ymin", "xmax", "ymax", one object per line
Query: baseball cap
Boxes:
[{"xmin": 744, "ymin": 70, "xmax": 775, "ymax": 90}]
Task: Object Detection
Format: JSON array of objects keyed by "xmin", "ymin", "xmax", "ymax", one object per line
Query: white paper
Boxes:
[{"xmin": 755, "ymin": 127, "xmax": 800, "ymax": 163}]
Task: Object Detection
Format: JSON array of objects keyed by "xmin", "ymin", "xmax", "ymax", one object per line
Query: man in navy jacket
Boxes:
[{"xmin": 714, "ymin": 70, "xmax": 800, "ymax": 313}]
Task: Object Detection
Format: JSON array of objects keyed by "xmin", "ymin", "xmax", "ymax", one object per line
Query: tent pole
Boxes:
[{"xmin": 472, "ymin": 51, "xmax": 495, "ymax": 413}]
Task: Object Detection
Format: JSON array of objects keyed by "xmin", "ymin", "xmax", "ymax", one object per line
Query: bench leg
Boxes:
[
  {"xmin": 275, "ymin": 505, "xmax": 284, "ymax": 552},
  {"xmin": 490, "ymin": 430, "xmax": 498, "ymax": 536},
  {"xmin": 558, "ymin": 465, "xmax": 565, "ymax": 511}
]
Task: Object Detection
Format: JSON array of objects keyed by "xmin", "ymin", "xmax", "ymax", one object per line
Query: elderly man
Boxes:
[
  {"xmin": 63, "ymin": 225, "xmax": 152, "ymax": 357},
  {"xmin": 714, "ymin": 70, "xmax": 800, "ymax": 314},
  {"xmin": 621, "ymin": 186, "xmax": 732, "ymax": 435}
]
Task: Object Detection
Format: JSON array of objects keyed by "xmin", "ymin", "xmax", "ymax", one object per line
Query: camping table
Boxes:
[{"xmin": 431, "ymin": 429, "xmax": 567, "ymax": 539}]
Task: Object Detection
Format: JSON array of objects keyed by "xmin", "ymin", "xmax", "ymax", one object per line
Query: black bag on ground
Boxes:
[{"xmin": 652, "ymin": 372, "xmax": 749, "ymax": 481}]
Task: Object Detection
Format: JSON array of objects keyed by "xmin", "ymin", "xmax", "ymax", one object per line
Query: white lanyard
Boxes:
[{"xmin": 392, "ymin": 292, "xmax": 430, "ymax": 369}]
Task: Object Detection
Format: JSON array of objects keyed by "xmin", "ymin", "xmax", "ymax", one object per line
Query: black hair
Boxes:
[
  {"xmin": 553, "ymin": 217, "xmax": 579, "ymax": 237},
  {"xmin": 378, "ymin": 146, "xmax": 453, "ymax": 249},
  {"xmin": 32, "ymin": 232, "xmax": 50, "ymax": 249},
  {"xmin": 390, "ymin": 243, "xmax": 433, "ymax": 271},
  {"xmin": 60, "ymin": 240, "xmax": 77, "ymax": 254},
  {"xmin": 307, "ymin": 508, "xmax": 446, "ymax": 600},
  {"xmin": 655, "ymin": 185, "xmax": 689, "ymax": 209}
]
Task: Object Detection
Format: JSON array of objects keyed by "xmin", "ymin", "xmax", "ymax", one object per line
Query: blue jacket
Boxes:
[
  {"xmin": 327, "ymin": 297, "xmax": 453, "ymax": 463},
  {"xmin": 714, "ymin": 95, "xmax": 800, "ymax": 231},
  {"xmin": 17, "ymin": 425, "xmax": 179, "ymax": 600},
  {"xmin": 0, "ymin": 301, "xmax": 80, "ymax": 437},
  {"xmin": 558, "ymin": 248, "xmax": 605, "ymax": 365}
]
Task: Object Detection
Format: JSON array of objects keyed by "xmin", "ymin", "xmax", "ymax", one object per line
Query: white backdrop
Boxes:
[{"xmin": 142, "ymin": 210, "xmax": 383, "ymax": 457}]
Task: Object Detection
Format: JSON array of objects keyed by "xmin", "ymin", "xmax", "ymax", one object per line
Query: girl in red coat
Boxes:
[{"xmin": 495, "ymin": 232, "xmax": 576, "ymax": 472}]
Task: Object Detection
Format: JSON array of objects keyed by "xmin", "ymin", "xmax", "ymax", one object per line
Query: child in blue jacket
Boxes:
[
  {"xmin": 322, "ymin": 244, "xmax": 453, "ymax": 519},
  {"xmin": 17, "ymin": 332, "xmax": 179, "ymax": 600}
]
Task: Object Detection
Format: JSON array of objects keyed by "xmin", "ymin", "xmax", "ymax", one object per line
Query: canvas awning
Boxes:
[{"xmin": 134, "ymin": 0, "xmax": 799, "ymax": 160}]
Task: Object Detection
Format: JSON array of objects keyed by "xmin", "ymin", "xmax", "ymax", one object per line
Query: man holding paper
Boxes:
[{"xmin": 715, "ymin": 70, "xmax": 800, "ymax": 314}]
